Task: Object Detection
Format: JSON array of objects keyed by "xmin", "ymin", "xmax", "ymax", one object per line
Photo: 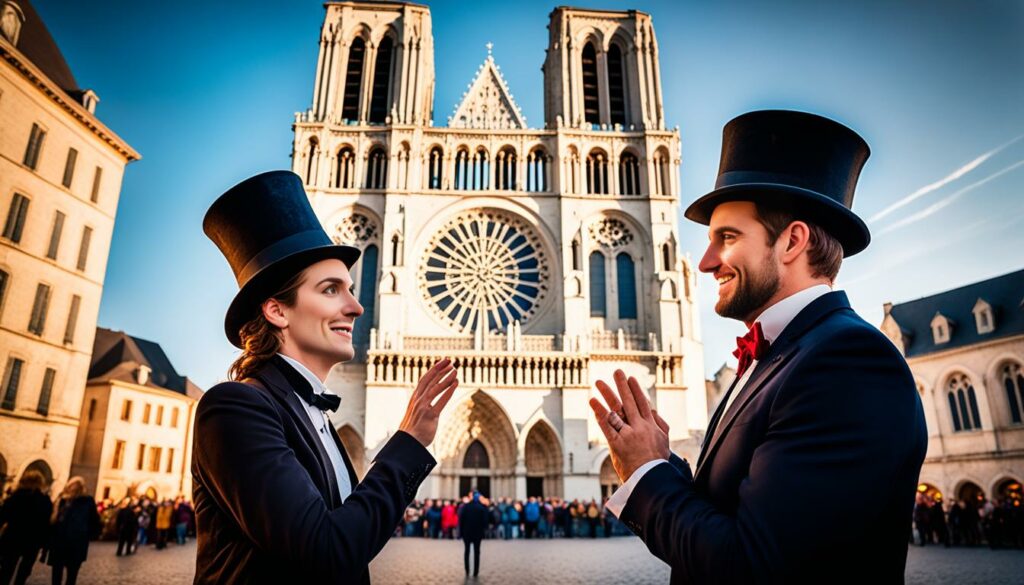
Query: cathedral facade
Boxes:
[{"xmin": 291, "ymin": 2, "xmax": 706, "ymax": 501}]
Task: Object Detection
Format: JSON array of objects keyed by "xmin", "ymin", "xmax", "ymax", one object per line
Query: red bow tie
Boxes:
[{"xmin": 733, "ymin": 322, "xmax": 770, "ymax": 378}]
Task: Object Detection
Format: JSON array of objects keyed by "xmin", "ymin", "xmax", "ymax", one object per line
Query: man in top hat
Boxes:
[
  {"xmin": 589, "ymin": 110, "xmax": 928, "ymax": 582},
  {"xmin": 193, "ymin": 171, "xmax": 459, "ymax": 584}
]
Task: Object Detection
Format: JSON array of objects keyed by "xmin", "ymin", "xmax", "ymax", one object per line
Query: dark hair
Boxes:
[
  {"xmin": 228, "ymin": 269, "xmax": 308, "ymax": 381},
  {"xmin": 754, "ymin": 202, "xmax": 843, "ymax": 282}
]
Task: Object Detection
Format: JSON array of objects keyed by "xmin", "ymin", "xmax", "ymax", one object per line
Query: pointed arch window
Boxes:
[
  {"xmin": 365, "ymin": 147, "xmax": 388, "ymax": 189},
  {"xmin": 607, "ymin": 43, "xmax": 627, "ymax": 126},
  {"xmin": 335, "ymin": 146, "xmax": 355, "ymax": 188},
  {"xmin": 463, "ymin": 440, "xmax": 490, "ymax": 469},
  {"xmin": 527, "ymin": 148, "xmax": 549, "ymax": 192},
  {"xmin": 616, "ymin": 253, "xmax": 637, "ymax": 319},
  {"xmin": 305, "ymin": 138, "xmax": 319, "ymax": 185},
  {"xmin": 454, "ymin": 148, "xmax": 470, "ymax": 190},
  {"xmin": 369, "ymin": 36, "xmax": 394, "ymax": 124},
  {"xmin": 618, "ymin": 152, "xmax": 640, "ymax": 195},
  {"xmin": 947, "ymin": 374, "xmax": 982, "ymax": 432},
  {"xmin": 428, "ymin": 147, "xmax": 444, "ymax": 190},
  {"xmin": 653, "ymin": 148, "xmax": 670, "ymax": 196},
  {"xmin": 496, "ymin": 147, "xmax": 517, "ymax": 190},
  {"xmin": 586, "ymin": 150, "xmax": 609, "ymax": 195},
  {"xmin": 581, "ymin": 42, "xmax": 600, "ymax": 125},
  {"xmin": 589, "ymin": 251, "xmax": 606, "ymax": 317},
  {"xmin": 352, "ymin": 244, "xmax": 378, "ymax": 347},
  {"xmin": 1001, "ymin": 362, "xmax": 1024, "ymax": 424},
  {"xmin": 472, "ymin": 147, "xmax": 490, "ymax": 190},
  {"xmin": 662, "ymin": 242, "xmax": 673, "ymax": 271},
  {"xmin": 342, "ymin": 37, "xmax": 366, "ymax": 121}
]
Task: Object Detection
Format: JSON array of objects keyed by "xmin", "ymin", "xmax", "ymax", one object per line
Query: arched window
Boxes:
[
  {"xmin": 365, "ymin": 147, "xmax": 388, "ymax": 189},
  {"xmin": 581, "ymin": 42, "xmax": 600, "ymax": 125},
  {"xmin": 496, "ymin": 147, "xmax": 517, "ymax": 190},
  {"xmin": 369, "ymin": 36, "xmax": 393, "ymax": 124},
  {"xmin": 586, "ymin": 150, "xmax": 609, "ymax": 195},
  {"xmin": 566, "ymin": 147, "xmax": 580, "ymax": 194},
  {"xmin": 653, "ymin": 148, "xmax": 670, "ymax": 196},
  {"xmin": 662, "ymin": 242, "xmax": 673, "ymax": 271},
  {"xmin": 618, "ymin": 152, "xmax": 640, "ymax": 195},
  {"xmin": 335, "ymin": 146, "xmax": 355, "ymax": 188},
  {"xmin": 527, "ymin": 148, "xmax": 549, "ymax": 192},
  {"xmin": 1001, "ymin": 363, "xmax": 1024, "ymax": 424},
  {"xmin": 352, "ymin": 244, "xmax": 378, "ymax": 347},
  {"xmin": 607, "ymin": 43, "xmax": 627, "ymax": 127},
  {"xmin": 947, "ymin": 374, "xmax": 982, "ymax": 432},
  {"xmin": 428, "ymin": 147, "xmax": 443, "ymax": 190},
  {"xmin": 463, "ymin": 440, "xmax": 490, "ymax": 469},
  {"xmin": 342, "ymin": 37, "xmax": 366, "ymax": 121},
  {"xmin": 571, "ymin": 238, "xmax": 581, "ymax": 271},
  {"xmin": 589, "ymin": 251, "xmax": 606, "ymax": 317},
  {"xmin": 616, "ymin": 253, "xmax": 637, "ymax": 319},
  {"xmin": 472, "ymin": 147, "xmax": 490, "ymax": 190},
  {"xmin": 305, "ymin": 138, "xmax": 319, "ymax": 185}
]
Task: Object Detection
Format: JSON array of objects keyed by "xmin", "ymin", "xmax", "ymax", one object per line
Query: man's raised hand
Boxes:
[
  {"xmin": 589, "ymin": 369, "xmax": 669, "ymax": 482},
  {"xmin": 398, "ymin": 358, "xmax": 459, "ymax": 447}
]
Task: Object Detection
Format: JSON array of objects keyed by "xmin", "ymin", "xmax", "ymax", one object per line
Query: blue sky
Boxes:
[{"xmin": 38, "ymin": 0, "xmax": 1024, "ymax": 389}]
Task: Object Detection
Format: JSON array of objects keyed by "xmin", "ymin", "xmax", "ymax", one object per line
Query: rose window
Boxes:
[{"xmin": 420, "ymin": 209, "xmax": 549, "ymax": 333}]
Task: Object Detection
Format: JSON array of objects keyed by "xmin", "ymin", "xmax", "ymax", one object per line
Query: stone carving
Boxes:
[
  {"xmin": 448, "ymin": 48, "xmax": 526, "ymax": 130},
  {"xmin": 589, "ymin": 218, "xmax": 633, "ymax": 249},
  {"xmin": 333, "ymin": 212, "xmax": 378, "ymax": 246}
]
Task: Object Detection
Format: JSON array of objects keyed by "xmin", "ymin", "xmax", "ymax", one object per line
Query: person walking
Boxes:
[
  {"xmin": 0, "ymin": 470, "xmax": 52, "ymax": 585},
  {"xmin": 155, "ymin": 500, "xmax": 172, "ymax": 550},
  {"xmin": 173, "ymin": 498, "xmax": 193, "ymax": 545},
  {"xmin": 135, "ymin": 506, "xmax": 150, "ymax": 547},
  {"xmin": 458, "ymin": 492, "xmax": 489, "ymax": 578},
  {"xmin": 114, "ymin": 498, "xmax": 138, "ymax": 556},
  {"xmin": 46, "ymin": 477, "xmax": 100, "ymax": 585}
]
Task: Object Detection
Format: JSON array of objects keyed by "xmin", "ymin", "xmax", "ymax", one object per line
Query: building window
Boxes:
[
  {"xmin": 136, "ymin": 443, "xmax": 145, "ymax": 470},
  {"xmin": 76, "ymin": 226, "xmax": 92, "ymax": 271},
  {"xmin": 653, "ymin": 149, "xmax": 670, "ymax": 196},
  {"xmin": 27, "ymin": 283, "xmax": 51, "ymax": 336},
  {"xmin": 947, "ymin": 374, "xmax": 982, "ymax": 432},
  {"xmin": 142, "ymin": 403, "xmax": 151, "ymax": 424},
  {"xmin": 1, "ymin": 3, "xmax": 25, "ymax": 45},
  {"xmin": 90, "ymin": 166, "xmax": 103, "ymax": 203},
  {"xmin": 607, "ymin": 43, "xmax": 627, "ymax": 127},
  {"xmin": 1002, "ymin": 363, "xmax": 1024, "ymax": 425},
  {"xmin": 166, "ymin": 448, "xmax": 174, "ymax": 473},
  {"xmin": 0, "ymin": 269, "xmax": 8, "ymax": 314},
  {"xmin": 334, "ymin": 146, "xmax": 355, "ymax": 189},
  {"xmin": 973, "ymin": 299, "xmax": 995, "ymax": 334},
  {"xmin": 305, "ymin": 137, "xmax": 319, "ymax": 185},
  {"xmin": 121, "ymin": 399, "xmax": 133, "ymax": 422},
  {"xmin": 23, "ymin": 123, "xmax": 45, "ymax": 170},
  {"xmin": 616, "ymin": 253, "xmax": 637, "ymax": 319},
  {"xmin": 618, "ymin": 152, "xmax": 640, "ymax": 195},
  {"xmin": 571, "ymin": 238, "xmax": 581, "ymax": 271},
  {"xmin": 586, "ymin": 150, "xmax": 609, "ymax": 195},
  {"xmin": 589, "ymin": 251, "xmax": 607, "ymax": 317},
  {"xmin": 368, "ymin": 36, "xmax": 394, "ymax": 124},
  {"xmin": 1, "ymin": 357, "xmax": 24, "ymax": 410},
  {"xmin": 156, "ymin": 405, "xmax": 164, "ymax": 426},
  {"xmin": 112, "ymin": 440, "xmax": 126, "ymax": 470},
  {"xmin": 662, "ymin": 242, "xmax": 673, "ymax": 271},
  {"xmin": 87, "ymin": 398, "xmax": 96, "ymax": 421},
  {"xmin": 148, "ymin": 446, "xmax": 162, "ymax": 472},
  {"xmin": 61, "ymin": 148, "xmax": 78, "ymax": 188},
  {"xmin": 495, "ymin": 147, "xmax": 517, "ymax": 191},
  {"xmin": 581, "ymin": 42, "xmax": 600, "ymax": 125},
  {"xmin": 2, "ymin": 193, "xmax": 30, "ymax": 243},
  {"xmin": 342, "ymin": 37, "xmax": 365, "ymax": 121},
  {"xmin": 46, "ymin": 211, "xmax": 65, "ymax": 260},
  {"xmin": 365, "ymin": 147, "xmax": 387, "ymax": 189},
  {"xmin": 36, "ymin": 368, "xmax": 55, "ymax": 416},
  {"xmin": 526, "ymin": 148, "xmax": 548, "ymax": 192},
  {"xmin": 171, "ymin": 407, "xmax": 179, "ymax": 428},
  {"xmin": 63, "ymin": 295, "xmax": 81, "ymax": 345},
  {"xmin": 428, "ymin": 147, "xmax": 443, "ymax": 189},
  {"xmin": 454, "ymin": 148, "xmax": 470, "ymax": 190}
]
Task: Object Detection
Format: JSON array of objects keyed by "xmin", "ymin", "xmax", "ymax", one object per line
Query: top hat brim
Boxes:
[
  {"xmin": 224, "ymin": 244, "xmax": 361, "ymax": 348},
  {"xmin": 683, "ymin": 183, "xmax": 870, "ymax": 257}
]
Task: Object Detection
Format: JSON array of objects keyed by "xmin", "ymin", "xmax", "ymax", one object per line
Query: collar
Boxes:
[
  {"xmin": 276, "ymin": 353, "xmax": 328, "ymax": 396},
  {"xmin": 753, "ymin": 284, "xmax": 833, "ymax": 344}
]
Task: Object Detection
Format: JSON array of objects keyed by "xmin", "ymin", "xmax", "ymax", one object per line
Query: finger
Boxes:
[
  {"xmin": 652, "ymin": 409, "xmax": 670, "ymax": 434},
  {"xmin": 615, "ymin": 370, "xmax": 641, "ymax": 423},
  {"xmin": 588, "ymin": 398, "xmax": 617, "ymax": 441},
  {"xmin": 595, "ymin": 380, "xmax": 623, "ymax": 415},
  {"xmin": 416, "ymin": 360, "xmax": 452, "ymax": 396},
  {"xmin": 628, "ymin": 376, "xmax": 652, "ymax": 420},
  {"xmin": 431, "ymin": 379, "xmax": 459, "ymax": 411},
  {"xmin": 428, "ymin": 368, "xmax": 459, "ymax": 399}
]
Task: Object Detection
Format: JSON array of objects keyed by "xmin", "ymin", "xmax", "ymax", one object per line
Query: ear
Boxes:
[
  {"xmin": 779, "ymin": 220, "xmax": 811, "ymax": 265},
  {"xmin": 262, "ymin": 298, "xmax": 289, "ymax": 329}
]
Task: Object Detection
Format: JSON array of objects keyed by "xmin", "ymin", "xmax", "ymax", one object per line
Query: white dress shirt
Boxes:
[
  {"xmin": 604, "ymin": 284, "xmax": 834, "ymax": 518},
  {"xmin": 277, "ymin": 353, "xmax": 353, "ymax": 502}
]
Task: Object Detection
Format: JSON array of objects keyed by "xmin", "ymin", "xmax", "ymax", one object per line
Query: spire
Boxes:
[{"xmin": 448, "ymin": 44, "xmax": 527, "ymax": 130}]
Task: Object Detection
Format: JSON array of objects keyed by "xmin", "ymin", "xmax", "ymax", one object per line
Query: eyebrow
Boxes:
[
  {"xmin": 710, "ymin": 226, "xmax": 743, "ymax": 239},
  {"xmin": 316, "ymin": 277, "xmax": 353, "ymax": 288}
]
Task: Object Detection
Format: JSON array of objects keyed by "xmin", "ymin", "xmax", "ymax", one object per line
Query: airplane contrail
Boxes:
[
  {"xmin": 869, "ymin": 134, "xmax": 1024, "ymax": 223},
  {"xmin": 878, "ymin": 158, "xmax": 1024, "ymax": 234}
]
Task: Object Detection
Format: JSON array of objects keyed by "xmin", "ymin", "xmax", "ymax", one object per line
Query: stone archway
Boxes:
[
  {"xmin": 599, "ymin": 456, "xmax": 618, "ymax": 499},
  {"xmin": 435, "ymin": 391, "xmax": 518, "ymax": 498},
  {"xmin": 957, "ymin": 481, "xmax": 986, "ymax": 506},
  {"xmin": 24, "ymin": 460, "xmax": 53, "ymax": 488},
  {"xmin": 996, "ymin": 477, "xmax": 1022, "ymax": 506},
  {"xmin": 336, "ymin": 425, "xmax": 366, "ymax": 480},
  {"xmin": 524, "ymin": 420, "xmax": 562, "ymax": 498}
]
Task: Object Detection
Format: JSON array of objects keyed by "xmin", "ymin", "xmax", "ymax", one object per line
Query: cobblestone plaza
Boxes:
[{"xmin": 20, "ymin": 539, "xmax": 1024, "ymax": 584}]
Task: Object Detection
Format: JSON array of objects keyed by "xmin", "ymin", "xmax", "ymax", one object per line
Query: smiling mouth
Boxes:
[
  {"xmin": 330, "ymin": 324, "xmax": 353, "ymax": 336},
  {"xmin": 716, "ymin": 274, "xmax": 736, "ymax": 286}
]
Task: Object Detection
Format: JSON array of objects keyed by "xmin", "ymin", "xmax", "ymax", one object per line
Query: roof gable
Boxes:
[
  {"xmin": 88, "ymin": 328, "xmax": 193, "ymax": 394},
  {"xmin": 449, "ymin": 46, "xmax": 526, "ymax": 130}
]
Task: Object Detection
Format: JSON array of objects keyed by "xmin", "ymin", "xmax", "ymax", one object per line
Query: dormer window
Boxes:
[
  {"xmin": 1, "ymin": 2, "xmax": 25, "ymax": 47},
  {"xmin": 136, "ymin": 364, "xmax": 151, "ymax": 385},
  {"xmin": 930, "ymin": 312, "xmax": 953, "ymax": 345},
  {"xmin": 972, "ymin": 298, "xmax": 994, "ymax": 335},
  {"xmin": 82, "ymin": 89, "xmax": 99, "ymax": 115}
]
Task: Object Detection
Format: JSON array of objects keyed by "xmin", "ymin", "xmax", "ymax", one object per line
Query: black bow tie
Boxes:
[{"xmin": 273, "ymin": 355, "xmax": 342, "ymax": 412}]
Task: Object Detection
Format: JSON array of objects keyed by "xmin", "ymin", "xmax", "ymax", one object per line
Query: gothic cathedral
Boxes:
[{"xmin": 291, "ymin": 2, "xmax": 706, "ymax": 500}]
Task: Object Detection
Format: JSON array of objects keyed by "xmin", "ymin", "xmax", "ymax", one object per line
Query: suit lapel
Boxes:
[
  {"xmin": 255, "ymin": 360, "xmax": 343, "ymax": 506},
  {"xmin": 694, "ymin": 291, "xmax": 854, "ymax": 480}
]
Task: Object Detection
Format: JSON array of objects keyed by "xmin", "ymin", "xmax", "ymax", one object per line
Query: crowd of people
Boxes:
[
  {"xmin": 912, "ymin": 493, "xmax": 1024, "ymax": 549},
  {"xmin": 0, "ymin": 469, "xmax": 195, "ymax": 585},
  {"xmin": 396, "ymin": 495, "xmax": 630, "ymax": 540}
]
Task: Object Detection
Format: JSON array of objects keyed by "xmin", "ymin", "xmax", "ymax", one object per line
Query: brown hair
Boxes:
[
  {"xmin": 228, "ymin": 269, "xmax": 308, "ymax": 381},
  {"xmin": 17, "ymin": 469, "xmax": 46, "ymax": 492},
  {"xmin": 754, "ymin": 202, "xmax": 844, "ymax": 282}
]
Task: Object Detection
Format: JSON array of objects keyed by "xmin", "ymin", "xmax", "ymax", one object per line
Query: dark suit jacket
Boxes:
[
  {"xmin": 620, "ymin": 291, "xmax": 928, "ymax": 584},
  {"xmin": 192, "ymin": 357, "xmax": 435, "ymax": 584},
  {"xmin": 458, "ymin": 500, "xmax": 489, "ymax": 542}
]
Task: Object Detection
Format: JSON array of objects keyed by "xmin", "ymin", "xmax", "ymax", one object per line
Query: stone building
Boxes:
[
  {"xmin": 881, "ymin": 268, "xmax": 1024, "ymax": 507},
  {"xmin": 705, "ymin": 363, "xmax": 736, "ymax": 419},
  {"xmin": 290, "ymin": 2, "xmax": 706, "ymax": 500},
  {"xmin": 70, "ymin": 328, "xmax": 201, "ymax": 502},
  {"xmin": 0, "ymin": 0, "xmax": 139, "ymax": 495}
]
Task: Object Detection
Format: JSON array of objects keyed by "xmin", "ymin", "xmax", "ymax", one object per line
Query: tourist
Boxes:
[
  {"xmin": 458, "ymin": 492, "xmax": 488, "ymax": 577},
  {"xmin": 155, "ymin": 500, "xmax": 173, "ymax": 550},
  {"xmin": 136, "ymin": 505, "xmax": 150, "ymax": 547},
  {"xmin": 115, "ymin": 498, "xmax": 138, "ymax": 556},
  {"xmin": 425, "ymin": 499, "xmax": 442, "ymax": 539},
  {"xmin": 441, "ymin": 500, "xmax": 458, "ymax": 539},
  {"xmin": 46, "ymin": 477, "xmax": 100, "ymax": 585},
  {"xmin": 174, "ymin": 497, "xmax": 194, "ymax": 545},
  {"xmin": 523, "ymin": 497, "xmax": 540, "ymax": 539},
  {"xmin": 0, "ymin": 470, "xmax": 52, "ymax": 585}
]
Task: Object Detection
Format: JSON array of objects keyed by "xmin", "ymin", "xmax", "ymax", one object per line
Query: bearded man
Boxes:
[{"xmin": 590, "ymin": 110, "xmax": 927, "ymax": 583}]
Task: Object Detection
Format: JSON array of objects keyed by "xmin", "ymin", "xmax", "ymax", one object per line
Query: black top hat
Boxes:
[
  {"xmin": 203, "ymin": 171, "xmax": 361, "ymax": 348},
  {"xmin": 684, "ymin": 110, "xmax": 872, "ymax": 257}
]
